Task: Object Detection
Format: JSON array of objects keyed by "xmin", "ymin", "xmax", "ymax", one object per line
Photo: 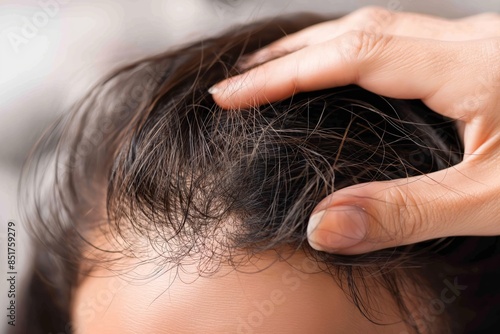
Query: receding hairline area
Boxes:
[{"xmin": 72, "ymin": 235, "xmax": 414, "ymax": 334}]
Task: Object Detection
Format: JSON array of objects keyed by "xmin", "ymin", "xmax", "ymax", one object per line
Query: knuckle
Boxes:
[
  {"xmin": 341, "ymin": 31, "xmax": 390, "ymax": 64},
  {"xmin": 352, "ymin": 6, "xmax": 395, "ymax": 34},
  {"xmin": 379, "ymin": 185, "xmax": 430, "ymax": 243},
  {"xmin": 355, "ymin": 6, "xmax": 391, "ymax": 21}
]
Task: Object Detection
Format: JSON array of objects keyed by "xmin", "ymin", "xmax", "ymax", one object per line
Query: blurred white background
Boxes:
[{"xmin": 0, "ymin": 0, "xmax": 498, "ymax": 333}]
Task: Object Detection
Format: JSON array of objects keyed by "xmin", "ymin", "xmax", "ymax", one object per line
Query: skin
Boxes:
[
  {"xmin": 71, "ymin": 223, "xmax": 421, "ymax": 333},
  {"xmin": 72, "ymin": 249, "xmax": 413, "ymax": 333},
  {"xmin": 209, "ymin": 7, "xmax": 500, "ymax": 255}
]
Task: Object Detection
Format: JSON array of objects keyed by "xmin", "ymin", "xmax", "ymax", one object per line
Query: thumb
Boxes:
[{"xmin": 306, "ymin": 159, "xmax": 499, "ymax": 254}]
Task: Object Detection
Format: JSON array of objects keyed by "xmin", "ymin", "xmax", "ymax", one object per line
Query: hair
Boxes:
[{"xmin": 14, "ymin": 13, "xmax": 500, "ymax": 334}]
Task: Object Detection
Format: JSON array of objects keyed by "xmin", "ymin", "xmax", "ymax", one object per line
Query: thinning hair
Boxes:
[{"xmin": 17, "ymin": 13, "xmax": 487, "ymax": 334}]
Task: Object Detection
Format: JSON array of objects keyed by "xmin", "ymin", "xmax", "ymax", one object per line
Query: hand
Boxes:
[{"xmin": 209, "ymin": 7, "xmax": 500, "ymax": 254}]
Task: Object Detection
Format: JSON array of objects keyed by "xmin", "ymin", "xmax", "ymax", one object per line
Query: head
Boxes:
[{"xmin": 19, "ymin": 13, "xmax": 471, "ymax": 334}]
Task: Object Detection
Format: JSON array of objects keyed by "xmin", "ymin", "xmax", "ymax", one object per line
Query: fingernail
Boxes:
[
  {"xmin": 236, "ymin": 56, "xmax": 253, "ymax": 71},
  {"xmin": 237, "ymin": 50, "xmax": 269, "ymax": 70},
  {"xmin": 208, "ymin": 84, "xmax": 220, "ymax": 94},
  {"xmin": 307, "ymin": 206, "xmax": 368, "ymax": 251}
]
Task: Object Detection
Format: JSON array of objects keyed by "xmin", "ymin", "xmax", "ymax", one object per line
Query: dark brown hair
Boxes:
[{"xmin": 16, "ymin": 13, "xmax": 497, "ymax": 334}]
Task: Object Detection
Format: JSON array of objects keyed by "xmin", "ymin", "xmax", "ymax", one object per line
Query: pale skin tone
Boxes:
[
  {"xmin": 72, "ymin": 249, "xmax": 413, "ymax": 333},
  {"xmin": 209, "ymin": 7, "xmax": 500, "ymax": 255},
  {"xmin": 72, "ymin": 222, "xmax": 417, "ymax": 333}
]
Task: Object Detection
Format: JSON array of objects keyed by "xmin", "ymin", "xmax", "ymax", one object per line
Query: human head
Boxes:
[{"xmin": 19, "ymin": 14, "xmax": 465, "ymax": 334}]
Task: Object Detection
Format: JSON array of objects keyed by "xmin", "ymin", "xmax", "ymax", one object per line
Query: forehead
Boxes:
[{"xmin": 71, "ymin": 250, "xmax": 407, "ymax": 334}]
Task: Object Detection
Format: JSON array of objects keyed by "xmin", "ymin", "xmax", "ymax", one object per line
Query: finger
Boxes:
[
  {"xmin": 306, "ymin": 156, "xmax": 500, "ymax": 255},
  {"xmin": 211, "ymin": 31, "xmax": 497, "ymax": 121},
  {"xmin": 238, "ymin": 8, "xmax": 500, "ymax": 69}
]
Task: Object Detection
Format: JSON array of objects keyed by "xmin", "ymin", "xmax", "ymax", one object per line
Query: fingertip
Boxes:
[
  {"xmin": 207, "ymin": 84, "xmax": 220, "ymax": 95},
  {"xmin": 307, "ymin": 206, "xmax": 368, "ymax": 253},
  {"xmin": 208, "ymin": 80, "xmax": 238, "ymax": 109},
  {"xmin": 209, "ymin": 75, "xmax": 263, "ymax": 110}
]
